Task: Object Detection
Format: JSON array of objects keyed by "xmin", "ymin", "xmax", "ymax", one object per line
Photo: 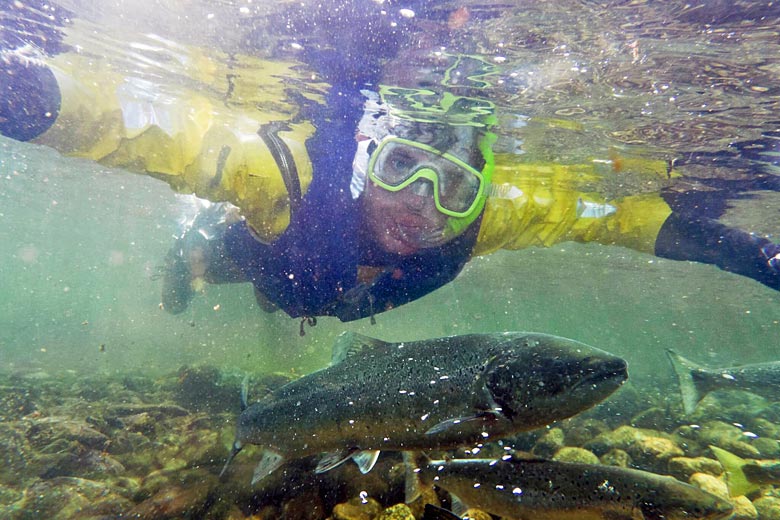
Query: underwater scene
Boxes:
[{"xmin": 3, "ymin": 0, "xmax": 780, "ymax": 518}]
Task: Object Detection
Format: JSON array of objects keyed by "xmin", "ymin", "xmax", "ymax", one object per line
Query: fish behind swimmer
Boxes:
[{"xmin": 667, "ymin": 349, "xmax": 780, "ymax": 414}]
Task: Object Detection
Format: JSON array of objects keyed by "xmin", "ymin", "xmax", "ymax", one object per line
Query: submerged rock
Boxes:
[
  {"xmin": 172, "ymin": 365, "xmax": 240, "ymax": 414},
  {"xmin": 281, "ymin": 486, "xmax": 328, "ymax": 520},
  {"xmin": 600, "ymin": 448, "xmax": 632, "ymax": 468},
  {"xmin": 688, "ymin": 391, "xmax": 770, "ymax": 426},
  {"xmin": 39, "ymin": 447, "xmax": 126, "ymax": 479},
  {"xmin": 532, "ymin": 427, "xmax": 565, "ymax": 458},
  {"xmin": 668, "ymin": 456, "xmax": 723, "ymax": 481},
  {"xmin": 731, "ymin": 495, "xmax": 758, "ymax": 520},
  {"xmin": 563, "ymin": 418, "xmax": 610, "ymax": 447},
  {"xmin": 752, "ymin": 496, "xmax": 780, "ymax": 520},
  {"xmin": 631, "ymin": 407, "xmax": 676, "ymax": 431},
  {"xmin": 552, "ymin": 446, "xmax": 600, "ymax": 464},
  {"xmin": 26, "ymin": 417, "xmax": 110, "ymax": 451},
  {"xmin": 107, "ymin": 403, "xmax": 190, "ymax": 418},
  {"xmin": 627, "ymin": 435, "xmax": 685, "ymax": 472},
  {"xmin": 683, "ymin": 421, "xmax": 760, "ymax": 459},
  {"xmin": 0, "ymin": 484, "xmax": 23, "ymax": 507},
  {"xmin": 0, "ymin": 424, "xmax": 33, "ymax": 484},
  {"xmin": 458, "ymin": 509, "xmax": 492, "ymax": 520},
  {"xmin": 0, "ymin": 386, "xmax": 39, "ymax": 420},
  {"xmin": 6, "ymin": 477, "xmax": 133, "ymax": 519},
  {"xmin": 584, "ymin": 425, "xmax": 651, "ymax": 455},
  {"xmin": 748, "ymin": 418, "xmax": 780, "ymax": 440},
  {"xmin": 751, "ymin": 437, "xmax": 780, "ymax": 459},
  {"xmin": 332, "ymin": 496, "xmax": 383, "ymax": 520},
  {"xmin": 128, "ymin": 483, "xmax": 214, "ymax": 520},
  {"xmin": 376, "ymin": 504, "xmax": 415, "ymax": 520},
  {"xmin": 689, "ymin": 472, "xmax": 729, "ymax": 500}
]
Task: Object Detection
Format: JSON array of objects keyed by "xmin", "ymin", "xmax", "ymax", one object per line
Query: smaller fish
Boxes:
[
  {"xmin": 666, "ymin": 350, "xmax": 780, "ymax": 414},
  {"xmin": 710, "ymin": 445, "xmax": 780, "ymax": 497},
  {"xmin": 407, "ymin": 453, "xmax": 734, "ymax": 520}
]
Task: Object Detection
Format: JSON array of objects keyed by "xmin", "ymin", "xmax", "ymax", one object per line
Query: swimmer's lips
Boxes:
[{"xmin": 388, "ymin": 217, "xmax": 446, "ymax": 250}]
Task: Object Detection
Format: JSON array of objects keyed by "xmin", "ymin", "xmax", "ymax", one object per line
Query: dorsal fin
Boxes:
[{"xmin": 331, "ymin": 331, "xmax": 392, "ymax": 365}]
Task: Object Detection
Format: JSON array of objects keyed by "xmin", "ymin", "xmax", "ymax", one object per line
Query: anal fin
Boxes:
[{"xmin": 352, "ymin": 450, "xmax": 380, "ymax": 474}]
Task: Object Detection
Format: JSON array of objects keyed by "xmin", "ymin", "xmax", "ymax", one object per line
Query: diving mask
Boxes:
[{"xmin": 367, "ymin": 136, "xmax": 486, "ymax": 218}]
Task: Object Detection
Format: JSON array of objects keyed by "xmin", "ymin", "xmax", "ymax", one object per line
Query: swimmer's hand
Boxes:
[{"xmin": 761, "ymin": 243, "xmax": 780, "ymax": 273}]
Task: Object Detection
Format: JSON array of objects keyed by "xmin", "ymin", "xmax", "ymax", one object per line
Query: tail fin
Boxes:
[
  {"xmin": 710, "ymin": 445, "xmax": 759, "ymax": 497},
  {"xmin": 666, "ymin": 349, "xmax": 702, "ymax": 415}
]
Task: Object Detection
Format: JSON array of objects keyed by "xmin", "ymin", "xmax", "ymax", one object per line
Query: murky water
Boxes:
[{"xmin": 2, "ymin": 1, "xmax": 780, "ymax": 518}]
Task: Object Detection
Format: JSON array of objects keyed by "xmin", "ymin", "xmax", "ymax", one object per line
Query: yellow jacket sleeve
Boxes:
[
  {"xmin": 474, "ymin": 159, "xmax": 673, "ymax": 257},
  {"xmin": 33, "ymin": 48, "xmax": 320, "ymax": 242}
]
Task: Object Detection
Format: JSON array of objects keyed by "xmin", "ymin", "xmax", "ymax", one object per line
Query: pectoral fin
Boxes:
[
  {"xmin": 251, "ymin": 450, "xmax": 285, "ymax": 485},
  {"xmin": 316, "ymin": 449, "xmax": 355, "ymax": 473},
  {"xmin": 425, "ymin": 410, "xmax": 501, "ymax": 436},
  {"xmin": 316, "ymin": 449, "xmax": 381, "ymax": 474}
]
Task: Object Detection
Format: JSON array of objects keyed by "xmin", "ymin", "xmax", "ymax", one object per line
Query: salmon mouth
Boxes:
[{"xmin": 572, "ymin": 357, "xmax": 629, "ymax": 393}]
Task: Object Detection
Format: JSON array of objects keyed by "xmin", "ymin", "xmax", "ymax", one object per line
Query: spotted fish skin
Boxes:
[
  {"xmin": 229, "ymin": 331, "xmax": 627, "ymax": 482},
  {"xmin": 414, "ymin": 455, "xmax": 734, "ymax": 520}
]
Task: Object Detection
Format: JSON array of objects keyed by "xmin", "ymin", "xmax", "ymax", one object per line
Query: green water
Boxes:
[
  {"xmin": 4, "ymin": 3, "xmax": 780, "ymax": 518},
  {"xmin": 2, "ymin": 0, "xmax": 780, "ymax": 391}
]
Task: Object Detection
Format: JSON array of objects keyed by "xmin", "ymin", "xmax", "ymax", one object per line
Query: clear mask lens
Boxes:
[{"xmin": 369, "ymin": 138, "xmax": 483, "ymax": 216}]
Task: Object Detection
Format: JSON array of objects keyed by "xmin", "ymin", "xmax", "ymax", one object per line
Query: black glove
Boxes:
[
  {"xmin": 762, "ymin": 242, "xmax": 780, "ymax": 273},
  {"xmin": 655, "ymin": 212, "xmax": 780, "ymax": 291},
  {"xmin": 0, "ymin": 53, "xmax": 61, "ymax": 141}
]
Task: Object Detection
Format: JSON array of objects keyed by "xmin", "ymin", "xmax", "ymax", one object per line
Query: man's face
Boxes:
[{"xmin": 362, "ymin": 178, "xmax": 449, "ymax": 256}]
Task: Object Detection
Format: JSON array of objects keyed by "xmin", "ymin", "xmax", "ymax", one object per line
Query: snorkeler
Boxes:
[
  {"xmin": 2, "ymin": 1, "xmax": 779, "ymax": 325},
  {"xmin": 160, "ymin": 91, "xmax": 495, "ymax": 322},
  {"xmin": 155, "ymin": 86, "xmax": 780, "ymax": 323}
]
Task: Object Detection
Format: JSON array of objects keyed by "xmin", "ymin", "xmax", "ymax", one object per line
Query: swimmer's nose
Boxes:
[{"xmin": 407, "ymin": 178, "xmax": 434, "ymax": 199}]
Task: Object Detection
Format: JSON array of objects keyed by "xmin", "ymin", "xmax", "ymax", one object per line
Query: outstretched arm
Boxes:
[{"xmin": 655, "ymin": 212, "xmax": 780, "ymax": 292}]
